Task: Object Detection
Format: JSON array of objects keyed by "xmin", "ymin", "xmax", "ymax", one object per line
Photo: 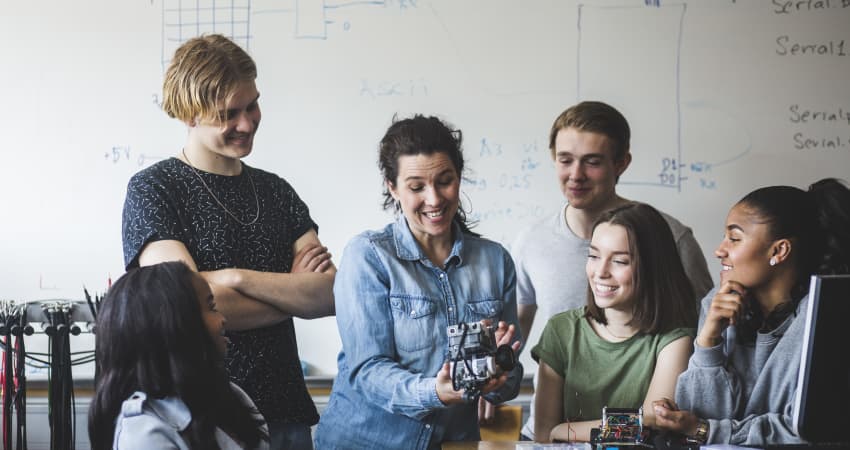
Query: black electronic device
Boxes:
[
  {"xmin": 587, "ymin": 407, "xmax": 701, "ymax": 450},
  {"xmin": 447, "ymin": 322, "xmax": 516, "ymax": 401},
  {"xmin": 792, "ymin": 275, "xmax": 850, "ymax": 445}
]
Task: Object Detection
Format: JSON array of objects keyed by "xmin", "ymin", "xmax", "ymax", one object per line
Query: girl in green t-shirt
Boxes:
[{"xmin": 532, "ymin": 202, "xmax": 698, "ymax": 443}]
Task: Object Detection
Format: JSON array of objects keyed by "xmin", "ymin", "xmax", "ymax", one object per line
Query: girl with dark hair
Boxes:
[
  {"xmin": 653, "ymin": 178, "xmax": 850, "ymax": 446},
  {"xmin": 314, "ymin": 115, "xmax": 523, "ymax": 449},
  {"xmin": 533, "ymin": 202, "xmax": 697, "ymax": 443},
  {"xmin": 88, "ymin": 261, "xmax": 268, "ymax": 450}
]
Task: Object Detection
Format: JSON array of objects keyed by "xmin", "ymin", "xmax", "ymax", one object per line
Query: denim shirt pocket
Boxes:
[
  {"xmin": 389, "ymin": 295, "xmax": 438, "ymax": 352},
  {"xmin": 464, "ymin": 299, "xmax": 503, "ymax": 323}
]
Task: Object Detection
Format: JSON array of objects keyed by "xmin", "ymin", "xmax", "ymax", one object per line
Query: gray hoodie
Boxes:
[{"xmin": 675, "ymin": 290, "xmax": 806, "ymax": 446}]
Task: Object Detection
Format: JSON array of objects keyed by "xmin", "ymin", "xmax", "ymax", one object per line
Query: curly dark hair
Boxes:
[{"xmin": 378, "ymin": 114, "xmax": 477, "ymax": 235}]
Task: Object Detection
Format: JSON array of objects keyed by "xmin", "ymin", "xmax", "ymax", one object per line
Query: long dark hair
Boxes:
[
  {"xmin": 585, "ymin": 202, "xmax": 697, "ymax": 333},
  {"xmin": 378, "ymin": 114, "xmax": 478, "ymax": 236},
  {"xmin": 734, "ymin": 178, "xmax": 850, "ymax": 339},
  {"xmin": 88, "ymin": 261, "xmax": 266, "ymax": 450}
]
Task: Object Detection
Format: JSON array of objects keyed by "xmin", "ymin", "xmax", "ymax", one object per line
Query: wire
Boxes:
[
  {"xmin": 0, "ymin": 350, "xmax": 94, "ymax": 368},
  {"xmin": 17, "ymin": 351, "xmax": 95, "ymax": 357},
  {"xmin": 0, "ymin": 303, "xmax": 29, "ymax": 450},
  {"xmin": 0, "ymin": 299, "xmax": 95, "ymax": 450},
  {"xmin": 14, "ymin": 320, "xmax": 27, "ymax": 450},
  {"xmin": 450, "ymin": 323, "xmax": 469, "ymax": 392},
  {"xmin": 45, "ymin": 305, "xmax": 76, "ymax": 450},
  {"xmin": 3, "ymin": 333, "xmax": 13, "ymax": 450}
]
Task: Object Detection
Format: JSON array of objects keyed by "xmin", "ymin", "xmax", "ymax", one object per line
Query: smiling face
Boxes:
[
  {"xmin": 554, "ymin": 127, "xmax": 631, "ymax": 213},
  {"xmin": 388, "ymin": 152, "xmax": 460, "ymax": 248},
  {"xmin": 190, "ymin": 273, "xmax": 228, "ymax": 356},
  {"xmin": 715, "ymin": 203, "xmax": 776, "ymax": 288},
  {"xmin": 187, "ymin": 80, "xmax": 261, "ymax": 166},
  {"xmin": 586, "ymin": 222, "xmax": 636, "ymax": 312}
]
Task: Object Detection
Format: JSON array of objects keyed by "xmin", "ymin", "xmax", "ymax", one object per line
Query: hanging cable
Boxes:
[
  {"xmin": 44, "ymin": 303, "xmax": 78, "ymax": 450},
  {"xmin": 13, "ymin": 304, "xmax": 31, "ymax": 450},
  {"xmin": 0, "ymin": 298, "xmax": 97, "ymax": 450},
  {"xmin": 0, "ymin": 302, "xmax": 30, "ymax": 450},
  {"xmin": 1, "ymin": 302, "xmax": 13, "ymax": 450},
  {"xmin": 83, "ymin": 289, "xmax": 100, "ymax": 384}
]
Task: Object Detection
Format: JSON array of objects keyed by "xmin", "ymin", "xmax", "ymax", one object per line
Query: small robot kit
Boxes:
[
  {"xmin": 447, "ymin": 322, "xmax": 517, "ymax": 401},
  {"xmin": 589, "ymin": 407, "xmax": 700, "ymax": 450},
  {"xmin": 590, "ymin": 407, "xmax": 652, "ymax": 448}
]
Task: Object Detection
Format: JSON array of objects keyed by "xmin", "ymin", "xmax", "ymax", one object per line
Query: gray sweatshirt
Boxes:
[{"xmin": 675, "ymin": 291, "xmax": 807, "ymax": 446}]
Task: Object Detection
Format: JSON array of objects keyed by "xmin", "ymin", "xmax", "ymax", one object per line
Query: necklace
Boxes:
[
  {"xmin": 181, "ymin": 149, "xmax": 260, "ymax": 226},
  {"xmin": 603, "ymin": 322, "xmax": 634, "ymax": 340}
]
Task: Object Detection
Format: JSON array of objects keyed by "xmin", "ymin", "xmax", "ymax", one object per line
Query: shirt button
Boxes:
[
  {"xmin": 411, "ymin": 311, "xmax": 416, "ymax": 316},
  {"xmin": 448, "ymin": 307, "xmax": 453, "ymax": 312},
  {"xmin": 425, "ymin": 424, "xmax": 431, "ymax": 429},
  {"xmin": 439, "ymin": 273, "xmax": 444, "ymax": 278}
]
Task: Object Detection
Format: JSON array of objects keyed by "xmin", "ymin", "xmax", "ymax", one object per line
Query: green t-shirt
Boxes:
[{"xmin": 531, "ymin": 308, "xmax": 694, "ymax": 422}]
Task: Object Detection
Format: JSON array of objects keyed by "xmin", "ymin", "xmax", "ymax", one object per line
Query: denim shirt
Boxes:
[
  {"xmin": 113, "ymin": 383, "xmax": 269, "ymax": 449},
  {"xmin": 315, "ymin": 216, "xmax": 522, "ymax": 450}
]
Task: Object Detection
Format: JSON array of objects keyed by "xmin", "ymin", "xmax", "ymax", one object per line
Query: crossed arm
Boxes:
[{"xmin": 137, "ymin": 229, "xmax": 335, "ymax": 330}]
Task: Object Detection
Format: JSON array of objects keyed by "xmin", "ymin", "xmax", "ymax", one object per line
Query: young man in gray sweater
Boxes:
[{"xmin": 513, "ymin": 101, "xmax": 713, "ymax": 440}]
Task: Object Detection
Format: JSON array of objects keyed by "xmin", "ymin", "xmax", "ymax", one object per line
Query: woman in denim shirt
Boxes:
[{"xmin": 315, "ymin": 115, "xmax": 523, "ymax": 449}]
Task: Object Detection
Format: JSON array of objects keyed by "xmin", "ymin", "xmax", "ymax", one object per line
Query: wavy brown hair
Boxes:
[{"xmin": 378, "ymin": 114, "xmax": 478, "ymax": 235}]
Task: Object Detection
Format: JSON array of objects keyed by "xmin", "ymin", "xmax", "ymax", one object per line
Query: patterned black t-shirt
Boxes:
[{"xmin": 122, "ymin": 157, "xmax": 319, "ymax": 425}]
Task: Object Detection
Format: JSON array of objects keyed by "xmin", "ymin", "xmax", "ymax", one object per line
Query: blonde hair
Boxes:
[{"xmin": 162, "ymin": 34, "xmax": 257, "ymax": 123}]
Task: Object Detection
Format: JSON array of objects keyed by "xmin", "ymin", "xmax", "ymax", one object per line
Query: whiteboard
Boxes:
[{"xmin": 1, "ymin": 0, "xmax": 848, "ymax": 376}]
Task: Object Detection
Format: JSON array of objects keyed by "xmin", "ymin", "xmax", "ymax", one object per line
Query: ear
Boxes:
[
  {"xmin": 614, "ymin": 152, "xmax": 632, "ymax": 177},
  {"xmin": 386, "ymin": 180, "xmax": 399, "ymax": 201},
  {"xmin": 770, "ymin": 238, "xmax": 792, "ymax": 265}
]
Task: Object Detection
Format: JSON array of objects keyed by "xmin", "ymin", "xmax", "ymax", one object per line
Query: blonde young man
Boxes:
[
  {"xmin": 122, "ymin": 35, "xmax": 334, "ymax": 450},
  {"xmin": 514, "ymin": 101, "xmax": 713, "ymax": 440}
]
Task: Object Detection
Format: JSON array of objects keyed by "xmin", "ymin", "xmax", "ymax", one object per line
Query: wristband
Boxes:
[{"xmin": 687, "ymin": 418, "xmax": 709, "ymax": 444}]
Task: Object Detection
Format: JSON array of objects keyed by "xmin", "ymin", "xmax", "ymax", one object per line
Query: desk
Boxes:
[
  {"xmin": 442, "ymin": 443, "xmax": 520, "ymax": 450},
  {"xmin": 441, "ymin": 443, "xmax": 753, "ymax": 450},
  {"xmin": 442, "ymin": 443, "xmax": 589, "ymax": 450}
]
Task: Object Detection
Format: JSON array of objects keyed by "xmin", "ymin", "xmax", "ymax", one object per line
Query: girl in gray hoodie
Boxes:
[{"xmin": 652, "ymin": 178, "xmax": 850, "ymax": 446}]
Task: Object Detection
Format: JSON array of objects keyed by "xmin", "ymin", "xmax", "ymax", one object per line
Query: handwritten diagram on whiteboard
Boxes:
[
  {"xmin": 161, "ymin": 0, "xmax": 253, "ymax": 69},
  {"xmin": 579, "ymin": 4, "xmax": 687, "ymax": 191},
  {"xmin": 577, "ymin": 3, "xmax": 749, "ymax": 193},
  {"xmin": 161, "ymin": 0, "xmax": 391, "ymax": 68}
]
